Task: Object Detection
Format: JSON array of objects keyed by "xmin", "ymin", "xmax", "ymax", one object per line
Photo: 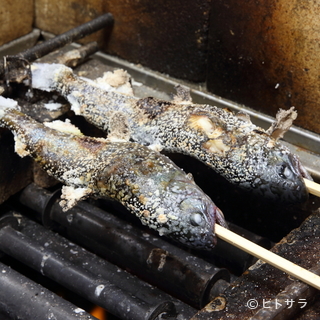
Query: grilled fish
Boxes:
[
  {"xmin": 31, "ymin": 63, "xmax": 311, "ymax": 202},
  {"xmin": 0, "ymin": 96, "xmax": 227, "ymax": 250}
]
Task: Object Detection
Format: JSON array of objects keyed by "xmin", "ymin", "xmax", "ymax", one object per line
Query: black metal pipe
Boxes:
[
  {"xmin": 0, "ymin": 261, "xmax": 98, "ymax": 320},
  {"xmin": 52, "ymin": 42, "xmax": 100, "ymax": 67},
  {"xmin": 209, "ymin": 222, "xmax": 273, "ymax": 275},
  {"xmin": 0, "ymin": 213, "xmax": 178, "ymax": 320},
  {"xmin": 18, "ymin": 213, "xmax": 196, "ymax": 320},
  {"xmin": 62, "ymin": 205, "xmax": 229, "ymax": 310},
  {"xmin": 18, "ymin": 183, "xmax": 231, "ymax": 309},
  {"xmin": 0, "ymin": 13, "xmax": 113, "ymax": 78}
]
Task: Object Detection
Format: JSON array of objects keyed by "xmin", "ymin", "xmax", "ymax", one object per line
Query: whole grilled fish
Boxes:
[
  {"xmin": 31, "ymin": 63, "xmax": 311, "ymax": 202},
  {"xmin": 0, "ymin": 96, "xmax": 227, "ymax": 250}
]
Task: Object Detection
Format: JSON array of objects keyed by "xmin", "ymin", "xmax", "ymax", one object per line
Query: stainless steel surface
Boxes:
[{"xmin": 0, "ymin": 29, "xmax": 40, "ymax": 58}]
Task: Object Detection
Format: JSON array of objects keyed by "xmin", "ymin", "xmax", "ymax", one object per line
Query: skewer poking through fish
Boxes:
[
  {"xmin": 0, "ymin": 96, "xmax": 227, "ymax": 250},
  {"xmin": 31, "ymin": 63, "xmax": 312, "ymax": 203}
]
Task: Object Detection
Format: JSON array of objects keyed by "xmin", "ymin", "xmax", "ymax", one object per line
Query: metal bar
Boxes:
[
  {"xmin": 52, "ymin": 42, "xmax": 100, "ymax": 67},
  {"xmin": 0, "ymin": 13, "xmax": 113, "ymax": 78},
  {"xmin": 19, "ymin": 214, "xmax": 196, "ymax": 320},
  {"xmin": 0, "ymin": 213, "xmax": 177, "ymax": 320},
  {"xmin": 0, "ymin": 261, "xmax": 98, "ymax": 320},
  {"xmin": 18, "ymin": 183, "xmax": 230, "ymax": 309}
]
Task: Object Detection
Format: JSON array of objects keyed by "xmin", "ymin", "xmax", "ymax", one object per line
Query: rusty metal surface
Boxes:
[
  {"xmin": 207, "ymin": 0, "xmax": 320, "ymax": 135},
  {"xmin": 191, "ymin": 209, "xmax": 320, "ymax": 320},
  {"xmin": 104, "ymin": 0, "xmax": 211, "ymax": 82},
  {"xmin": 35, "ymin": 0, "xmax": 212, "ymax": 82},
  {"xmin": 34, "ymin": 0, "xmax": 107, "ymax": 46},
  {"xmin": 0, "ymin": 0, "xmax": 33, "ymax": 46},
  {"xmin": 0, "ymin": 13, "xmax": 113, "ymax": 79}
]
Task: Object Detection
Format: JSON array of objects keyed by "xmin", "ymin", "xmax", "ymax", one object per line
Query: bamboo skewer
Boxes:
[
  {"xmin": 215, "ymin": 224, "xmax": 320, "ymax": 291},
  {"xmin": 215, "ymin": 178, "xmax": 320, "ymax": 291},
  {"xmin": 304, "ymin": 178, "xmax": 320, "ymax": 197}
]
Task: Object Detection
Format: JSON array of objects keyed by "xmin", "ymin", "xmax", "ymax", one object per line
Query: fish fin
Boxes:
[
  {"xmin": 266, "ymin": 107, "xmax": 297, "ymax": 141},
  {"xmin": 107, "ymin": 111, "xmax": 131, "ymax": 142},
  {"xmin": 95, "ymin": 69, "xmax": 134, "ymax": 96},
  {"xmin": 13, "ymin": 135, "xmax": 30, "ymax": 157},
  {"xmin": 148, "ymin": 143, "xmax": 164, "ymax": 152},
  {"xmin": 173, "ymin": 84, "xmax": 192, "ymax": 104},
  {"xmin": 186, "ymin": 172, "xmax": 194, "ymax": 181},
  {"xmin": 59, "ymin": 185, "xmax": 93, "ymax": 211},
  {"xmin": 44, "ymin": 119, "xmax": 83, "ymax": 136},
  {"xmin": 236, "ymin": 111, "xmax": 251, "ymax": 123},
  {"xmin": 31, "ymin": 63, "xmax": 73, "ymax": 92}
]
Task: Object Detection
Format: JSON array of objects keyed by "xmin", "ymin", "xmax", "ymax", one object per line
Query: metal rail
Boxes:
[{"xmin": 0, "ymin": 13, "xmax": 113, "ymax": 78}]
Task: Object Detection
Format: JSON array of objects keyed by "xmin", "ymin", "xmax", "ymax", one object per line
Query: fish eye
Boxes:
[
  {"xmin": 278, "ymin": 164, "xmax": 294, "ymax": 180},
  {"xmin": 190, "ymin": 213, "xmax": 205, "ymax": 227}
]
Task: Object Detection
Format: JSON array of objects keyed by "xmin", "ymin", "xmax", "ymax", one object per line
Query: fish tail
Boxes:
[
  {"xmin": 31, "ymin": 63, "xmax": 74, "ymax": 92},
  {"xmin": 0, "ymin": 96, "xmax": 48, "ymax": 158},
  {"xmin": 0, "ymin": 96, "xmax": 19, "ymax": 119}
]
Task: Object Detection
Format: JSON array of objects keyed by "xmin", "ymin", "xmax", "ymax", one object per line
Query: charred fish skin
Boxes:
[
  {"xmin": 31, "ymin": 63, "xmax": 309, "ymax": 203},
  {"xmin": 0, "ymin": 97, "xmax": 226, "ymax": 250},
  {"xmin": 142, "ymin": 101, "xmax": 309, "ymax": 203}
]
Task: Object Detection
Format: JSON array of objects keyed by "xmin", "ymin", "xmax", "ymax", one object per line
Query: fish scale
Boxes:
[
  {"xmin": 31, "ymin": 63, "xmax": 310, "ymax": 202},
  {"xmin": 0, "ymin": 96, "xmax": 227, "ymax": 250}
]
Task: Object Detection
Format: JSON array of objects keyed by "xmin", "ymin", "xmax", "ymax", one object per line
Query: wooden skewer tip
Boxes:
[
  {"xmin": 215, "ymin": 224, "xmax": 320, "ymax": 291},
  {"xmin": 304, "ymin": 178, "xmax": 320, "ymax": 198}
]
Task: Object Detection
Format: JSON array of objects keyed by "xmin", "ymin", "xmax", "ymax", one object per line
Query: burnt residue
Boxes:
[
  {"xmin": 137, "ymin": 97, "xmax": 172, "ymax": 119},
  {"xmin": 192, "ymin": 209, "xmax": 320, "ymax": 320},
  {"xmin": 103, "ymin": 0, "xmax": 212, "ymax": 82},
  {"xmin": 75, "ymin": 135, "xmax": 105, "ymax": 153},
  {"xmin": 207, "ymin": 0, "xmax": 320, "ymax": 135}
]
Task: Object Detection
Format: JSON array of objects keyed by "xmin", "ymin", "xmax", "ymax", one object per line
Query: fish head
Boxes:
[
  {"xmin": 242, "ymin": 143, "xmax": 310, "ymax": 202},
  {"xmin": 158, "ymin": 178, "xmax": 227, "ymax": 250}
]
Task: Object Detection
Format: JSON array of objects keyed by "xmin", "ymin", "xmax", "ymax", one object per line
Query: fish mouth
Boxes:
[
  {"xmin": 289, "ymin": 153, "xmax": 312, "ymax": 181},
  {"xmin": 197, "ymin": 205, "xmax": 226, "ymax": 251},
  {"xmin": 192, "ymin": 229, "xmax": 217, "ymax": 250},
  {"xmin": 215, "ymin": 207, "xmax": 228, "ymax": 229},
  {"xmin": 286, "ymin": 154, "xmax": 311, "ymax": 202},
  {"xmin": 257, "ymin": 153, "xmax": 310, "ymax": 203}
]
